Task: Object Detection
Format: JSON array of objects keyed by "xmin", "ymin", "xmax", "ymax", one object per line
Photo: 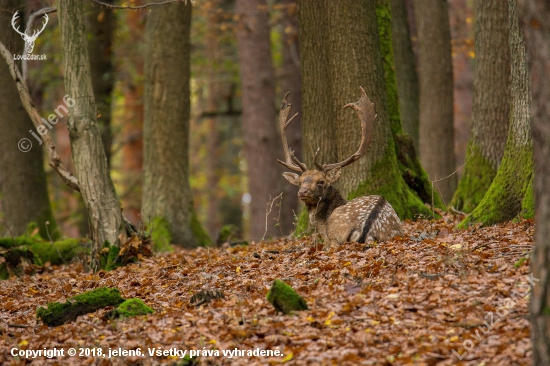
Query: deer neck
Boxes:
[{"xmin": 306, "ymin": 185, "xmax": 347, "ymax": 223}]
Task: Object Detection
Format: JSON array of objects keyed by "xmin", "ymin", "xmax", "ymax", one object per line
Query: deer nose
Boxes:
[{"xmin": 298, "ymin": 188, "xmax": 308, "ymax": 197}]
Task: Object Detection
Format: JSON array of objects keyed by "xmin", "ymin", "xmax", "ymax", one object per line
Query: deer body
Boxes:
[{"xmin": 278, "ymin": 88, "xmax": 403, "ymax": 247}]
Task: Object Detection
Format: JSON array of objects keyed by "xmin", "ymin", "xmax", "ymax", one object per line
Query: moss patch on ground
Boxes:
[
  {"xmin": 105, "ymin": 298, "xmax": 154, "ymax": 319},
  {"xmin": 36, "ymin": 287, "xmax": 125, "ymax": 327},
  {"xmin": 266, "ymin": 279, "xmax": 308, "ymax": 315}
]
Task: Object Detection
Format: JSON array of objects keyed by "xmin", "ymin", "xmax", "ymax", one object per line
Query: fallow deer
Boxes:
[{"xmin": 278, "ymin": 87, "xmax": 403, "ymax": 247}]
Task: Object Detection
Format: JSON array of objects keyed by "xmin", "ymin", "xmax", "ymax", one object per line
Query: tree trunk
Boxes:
[
  {"xmin": 450, "ymin": 0, "xmax": 511, "ymax": 213},
  {"xmin": 143, "ymin": 1, "xmax": 210, "ymax": 247},
  {"xmin": 298, "ymin": 0, "xmax": 431, "ymax": 220},
  {"xmin": 86, "ymin": 0, "xmax": 114, "ymax": 166},
  {"xmin": 235, "ymin": 0, "xmax": 285, "ymax": 240},
  {"xmin": 58, "ymin": 0, "xmax": 125, "ymax": 269},
  {"xmin": 517, "ymin": 0, "xmax": 550, "ymax": 362},
  {"xmin": 0, "ymin": 0, "xmax": 58, "ymax": 239},
  {"xmin": 280, "ymin": 0, "xmax": 301, "ymax": 234},
  {"xmin": 415, "ymin": 0, "xmax": 457, "ymax": 202},
  {"xmin": 390, "ymin": 0, "xmax": 419, "ymax": 150},
  {"xmin": 460, "ymin": 0, "xmax": 532, "ymax": 228}
]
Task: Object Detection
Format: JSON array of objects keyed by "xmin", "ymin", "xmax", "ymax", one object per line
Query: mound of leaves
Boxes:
[{"xmin": 0, "ymin": 214, "xmax": 534, "ymax": 365}]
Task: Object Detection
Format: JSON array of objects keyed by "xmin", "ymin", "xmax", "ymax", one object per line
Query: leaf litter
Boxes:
[{"xmin": 0, "ymin": 214, "xmax": 534, "ymax": 365}]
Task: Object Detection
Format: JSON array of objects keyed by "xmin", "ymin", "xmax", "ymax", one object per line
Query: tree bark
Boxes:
[
  {"xmin": 451, "ymin": 0, "xmax": 511, "ymax": 213},
  {"xmin": 390, "ymin": 0, "xmax": 419, "ymax": 151},
  {"xmin": 86, "ymin": 0, "xmax": 114, "ymax": 166},
  {"xmin": 298, "ymin": 0, "xmax": 431, "ymax": 220},
  {"xmin": 235, "ymin": 0, "xmax": 285, "ymax": 240},
  {"xmin": 517, "ymin": 0, "xmax": 550, "ymax": 362},
  {"xmin": 460, "ymin": 0, "xmax": 532, "ymax": 227},
  {"xmin": 415, "ymin": 0, "xmax": 457, "ymax": 202},
  {"xmin": 143, "ymin": 1, "xmax": 210, "ymax": 247},
  {"xmin": 0, "ymin": 0, "xmax": 57, "ymax": 239},
  {"xmin": 280, "ymin": 0, "xmax": 301, "ymax": 235},
  {"xmin": 58, "ymin": 0, "xmax": 125, "ymax": 269}
]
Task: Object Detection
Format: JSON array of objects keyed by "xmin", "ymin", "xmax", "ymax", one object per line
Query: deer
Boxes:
[
  {"xmin": 278, "ymin": 87, "xmax": 403, "ymax": 247},
  {"xmin": 11, "ymin": 11, "xmax": 49, "ymax": 54}
]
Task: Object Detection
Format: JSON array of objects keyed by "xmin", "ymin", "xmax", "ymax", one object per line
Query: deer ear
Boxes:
[
  {"xmin": 325, "ymin": 167, "xmax": 341, "ymax": 183},
  {"xmin": 282, "ymin": 172, "xmax": 301, "ymax": 186}
]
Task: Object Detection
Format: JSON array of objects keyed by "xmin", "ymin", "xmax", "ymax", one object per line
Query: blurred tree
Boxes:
[
  {"xmin": 0, "ymin": 0, "xmax": 58, "ymax": 239},
  {"xmin": 519, "ymin": 0, "xmax": 550, "ymax": 362},
  {"xmin": 279, "ymin": 0, "xmax": 301, "ymax": 233},
  {"xmin": 415, "ymin": 0, "xmax": 457, "ymax": 202},
  {"xmin": 298, "ymin": 0, "xmax": 431, "ymax": 220},
  {"xmin": 143, "ymin": 0, "xmax": 211, "ymax": 247},
  {"xmin": 390, "ymin": 0, "xmax": 419, "ymax": 150},
  {"xmin": 460, "ymin": 0, "xmax": 533, "ymax": 227},
  {"xmin": 58, "ymin": 0, "xmax": 126, "ymax": 269},
  {"xmin": 450, "ymin": 0, "xmax": 511, "ymax": 213},
  {"xmin": 235, "ymin": 0, "xmax": 287, "ymax": 240},
  {"xmin": 86, "ymin": 0, "xmax": 114, "ymax": 166}
]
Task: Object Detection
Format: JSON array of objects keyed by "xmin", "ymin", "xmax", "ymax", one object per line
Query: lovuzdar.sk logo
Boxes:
[{"xmin": 11, "ymin": 10, "xmax": 48, "ymax": 61}]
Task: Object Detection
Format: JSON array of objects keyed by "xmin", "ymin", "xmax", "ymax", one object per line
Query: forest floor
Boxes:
[{"xmin": 0, "ymin": 214, "xmax": 534, "ymax": 366}]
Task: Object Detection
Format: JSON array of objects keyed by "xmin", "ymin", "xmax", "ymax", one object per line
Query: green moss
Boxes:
[
  {"xmin": 0, "ymin": 263, "xmax": 9, "ymax": 280},
  {"xmin": 149, "ymin": 217, "xmax": 173, "ymax": 252},
  {"xmin": 190, "ymin": 211, "xmax": 213, "ymax": 247},
  {"xmin": 293, "ymin": 209, "xmax": 311, "ymax": 238},
  {"xmin": 217, "ymin": 224, "xmax": 239, "ymax": 245},
  {"xmin": 450, "ymin": 143, "xmax": 497, "ymax": 213},
  {"xmin": 105, "ymin": 298, "xmax": 154, "ymax": 319},
  {"xmin": 349, "ymin": 144, "xmax": 432, "ymax": 220},
  {"xmin": 266, "ymin": 279, "xmax": 308, "ymax": 315},
  {"xmin": 459, "ymin": 144, "xmax": 532, "ymax": 228},
  {"xmin": 36, "ymin": 287, "xmax": 125, "ymax": 327},
  {"xmin": 520, "ymin": 173, "xmax": 534, "ymax": 219}
]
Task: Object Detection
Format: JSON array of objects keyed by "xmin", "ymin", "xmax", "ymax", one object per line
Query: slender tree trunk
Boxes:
[
  {"xmin": 143, "ymin": 1, "xmax": 210, "ymax": 247},
  {"xmin": 451, "ymin": 0, "xmax": 511, "ymax": 213},
  {"xmin": 280, "ymin": 0, "xmax": 301, "ymax": 234},
  {"xmin": 298, "ymin": 0, "xmax": 431, "ymax": 221},
  {"xmin": 460, "ymin": 0, "xmax": 532, "ymax": 227},
  {"xmin": 0, "ymin": 0, "xmax": 57, "ymax": 239},
  {"xmin": 390, "ymin": 0, "xmax": 419, "ymax": 150},
  {"xmin": 415, "ymin": 0, "xmax": 457, "ymax": 202},
  {"xmin": 235, "ymin": 0, "xmax": 284, "ymax": 240},
  {"xmin": 86, "ymin": 0, "xmax": 114, "ymax": 166},
  {"xmin": 58, "ymin": 0, "xmax": 125, "ymax": 269},
  {"xmin": 518, "ymin": 0, "xmax": 550, "ymax": 362}
]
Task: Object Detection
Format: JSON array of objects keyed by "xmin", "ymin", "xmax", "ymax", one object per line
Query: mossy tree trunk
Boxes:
[
  {"xmin": 58, "ymin": 0, "xmax": 125, "ymax": 270},
  {"xmin": 519, "ymin": 0, "xmax": 550, "ymax": 363},
  {"xmin": 415, "ymin": 0, "xmax": 456, "ymax": 202},
  {"xmin": 143, "ymin": 1, "xmax": 210, "ymax": 247},
  {"xmin": 460, "ymin": 0, "xmax": 533, "ymax": 228},
  {"xmin": 298, "ymin": 0, "xmax": 431, "ymax": 220},
  {"xmin": 450, "ymin": 0, "xmax": 511, "ymax": 213},
  {"xmin": 0, "ymin": 0, "xmax": 58, "ymax": 239},
  {"xmin": 389, "ymin": 0, "xmax": 419, "ymax": 151},
  {"xmin": 236, "ymin": 0, "xmax": 289, "ymax": 240}
]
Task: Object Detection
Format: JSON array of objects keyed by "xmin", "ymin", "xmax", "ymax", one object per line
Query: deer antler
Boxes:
[
  {"xmin": 277, "ymin": 92, "xmax": 307, "ymax": 172},
  {"xmin": 11, "ymin": 11, "xmax": 26, "ymax": 38},
  {"xmin": 316, "ymin": 86, "xmax": 377, "ymax": 172}
]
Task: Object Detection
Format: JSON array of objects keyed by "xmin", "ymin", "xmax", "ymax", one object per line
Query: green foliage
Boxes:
[
  {"xmin": 217, "ymin": 224, "xmax": 239, "ymax": 245},
  {"xmin": 36, "ymin": 287, "xmax": 125, "ymax": 327},
  {"xmin": 105, "ymin": 298, "xmax": 154, "ymax": 319},
  {"xmin": 148, "ymin": 217, "xmax": 173, "ymax": 252},
  {"xmin": 459, "ymin": 144, "xmax": 533, "ymax": 228},
  {"xmin": 266, "ymin": 279, "xmax": 308, "ymax": 315},
  {"xmin": 190, "ymin": 211, "xmax": 213, "ymax": 247},
  {"xmin": 292, "ymin": 210, "xmax": 311, "ymax": 238},
  {"xmin": 99, "ymin": 242, "xmax": 123, "ymax": 271},
  {"xmin": 450, "ymin": 143, "xmax": 497, "ymax": 213}
]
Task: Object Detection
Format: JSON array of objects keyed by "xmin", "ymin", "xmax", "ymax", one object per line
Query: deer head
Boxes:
[
  {"xmin": 277, "ymin": 87, "xmax": 377, "ymax": 205},
  {"xmin": 11, "ymin": 11, "xmax": 49, "ymax": 54}
]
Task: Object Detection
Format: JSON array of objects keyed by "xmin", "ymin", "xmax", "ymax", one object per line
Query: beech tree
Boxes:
[
  {"xmin": 298, "ymin": 0, "xmax": 431, "ymax": 221},
  {"xmin": 415, "ymin": 0, "xmax": 456, "ymax": 202},
  {"xmin": 0, "ymin": 0, "xmax": 57, "ymax": 239},
  {"xmin": 142, "ymin": 0, "xmax": 211, "ymax": 247},
  {"xmin": 517, "ymin": 0, "xmax": 550, "ymax": 361},
  {"xmin": 451, "ymin": 0, "xmax": 511, "ymax": 213},
  {"xmin": 460, "ymin": 0, "xmax": 533, "ymax": 227}
]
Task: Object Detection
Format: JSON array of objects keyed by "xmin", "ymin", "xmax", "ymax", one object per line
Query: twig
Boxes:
[
  {"xmin": 8, "ymin": 323, "xmax": 31, "ymax": 328},
  {"xmin": 260, "ymin": 192, "xmax": 283, "ymax": 244},
  {"xmin": 88, "ymin": 0, "xmax": 190, "ymax": 10},
  {"xmin": 449, "ymin": 206, "xmax": 467, "ymax": 216}
]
